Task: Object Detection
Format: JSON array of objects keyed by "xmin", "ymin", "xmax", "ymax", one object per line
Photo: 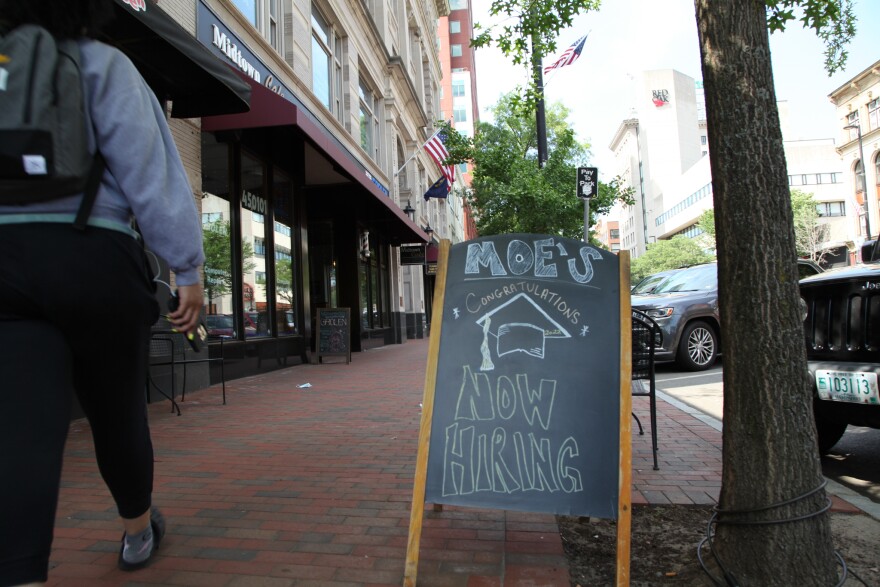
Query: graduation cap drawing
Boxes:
[{"xmin": 475, "ymin": 293, "xmax": 572, "ymax": 370}]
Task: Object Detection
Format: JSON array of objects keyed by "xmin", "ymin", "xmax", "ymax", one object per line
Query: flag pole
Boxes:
[{"xmin": 394, "ymin": 128, "xmax": 443, "ymax": 177}]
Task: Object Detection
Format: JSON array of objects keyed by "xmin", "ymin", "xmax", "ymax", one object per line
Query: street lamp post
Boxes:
[{"xmin": 844, "ymin": 123, "xmax": 870, "ymax": 239}]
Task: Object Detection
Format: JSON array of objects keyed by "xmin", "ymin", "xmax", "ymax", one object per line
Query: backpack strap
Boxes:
[{"xmin": 72, "ymin": 151, "xmax": 106, "ymax": 231}]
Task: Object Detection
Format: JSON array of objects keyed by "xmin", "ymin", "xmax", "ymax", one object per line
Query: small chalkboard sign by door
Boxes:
[
  {"xmin": 316, "ymin": 308, "xmax": 351, "ymax": 364},
  {"xmin": 404, "ymin": 235, "xmax": 633, "ymax": 587}
]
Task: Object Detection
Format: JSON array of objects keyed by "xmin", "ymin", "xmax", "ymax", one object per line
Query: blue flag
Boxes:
[{"xmin": 424, "ymin": 176, "xmax": 449, "ymax": 201}]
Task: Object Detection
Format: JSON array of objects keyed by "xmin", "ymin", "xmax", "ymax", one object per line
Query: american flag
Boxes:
[
  {"xmin": 423, "ymin": 130, "xmax": 454, "ymax": 191},
  {"xmin": 543, "ymin": 34, "xmax": 588, "ymax": 76}
]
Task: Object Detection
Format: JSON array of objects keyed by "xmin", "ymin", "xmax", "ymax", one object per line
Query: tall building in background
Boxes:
[
  {"xmin": 439, "ymin": 0, "xmax": 479, "ymax": 240},
  {"xmin": 609, "ymin": 68, "xmax": 851, "ymax": 267},
  {"xmin": 830, "ymin": 58, "xmax": 880, "ymax": 259}
]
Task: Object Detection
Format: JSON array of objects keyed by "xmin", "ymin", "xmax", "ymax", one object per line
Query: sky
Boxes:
[{"xmin": 471, "ymin": 0, "xmax": 879, "ymax": 177}]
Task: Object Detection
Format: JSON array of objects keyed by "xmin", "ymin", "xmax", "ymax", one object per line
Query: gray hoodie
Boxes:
[{"xmin": 0, "ymin": 38, "xmax": 205, "ymax": 286}]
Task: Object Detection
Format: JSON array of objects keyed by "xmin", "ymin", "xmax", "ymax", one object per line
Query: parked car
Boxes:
[
  {"xmin": 206, "ymin": 314, "xmax": 235, "ymax": 337},
  {"xmin": 631, "ymin": 268, "xmax": 681, "ymax": 295},
  {"xmin": 633, "ymin": 259, "xmax": 823, "ymax": 372},
  {"xmin": 800, "ymin": 242, "xmax": 880, "ymax": 453},
  {"xmin": 632, "ymin": 263, "xmax": 720, "ymax": 371},
  {"xmin": 245, "ymin": 311, "xmax": 268, "ymax": 337}
]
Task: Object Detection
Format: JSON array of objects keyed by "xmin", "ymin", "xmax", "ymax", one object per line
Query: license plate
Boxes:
[{"xmin": 815, "ymin": 370, "xmax": 880, "ymax": 405}]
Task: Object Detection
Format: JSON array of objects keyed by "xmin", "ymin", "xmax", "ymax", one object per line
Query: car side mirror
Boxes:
[{"xmin": 861, "ymin": 240, "xmax": 879, "ymax": 263}]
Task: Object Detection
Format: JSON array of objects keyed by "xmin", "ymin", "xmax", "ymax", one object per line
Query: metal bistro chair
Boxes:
[
  {"xmin": 147, "ymin": 330, "xmax": 227, "ymax": 414},
  {"xmin": 632, "ymin": 309, "xmax": 660, "ymax": 470}
]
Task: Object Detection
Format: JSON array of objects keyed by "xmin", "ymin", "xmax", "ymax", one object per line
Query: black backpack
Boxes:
[{"xmin": 0, "ymin": 24, "xmax": 104, "ymax": 229}]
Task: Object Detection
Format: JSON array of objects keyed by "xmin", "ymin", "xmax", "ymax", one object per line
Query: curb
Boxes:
[{"xmin": 656, "ymin": 390, "xmax": 880, "ymax": 521}]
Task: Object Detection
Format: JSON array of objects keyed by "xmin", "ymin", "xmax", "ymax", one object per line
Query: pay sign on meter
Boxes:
[{"xmin": 578, "ymin": 167, "xmax": 598, "ymax": 200}]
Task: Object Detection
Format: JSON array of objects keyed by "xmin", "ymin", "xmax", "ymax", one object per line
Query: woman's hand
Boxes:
[{"xmin": 168, "ymin": 283, "xmax": 204, "ymax": 336}]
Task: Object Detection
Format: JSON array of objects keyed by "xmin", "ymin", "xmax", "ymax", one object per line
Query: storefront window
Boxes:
[
  {"xmin": 201, "ymin": 134, "xmax": 235, "ymax": 338},
  {"xmin": 308, "ymin": 221, "xmax": 337, "ymax": 309},
  {"xmin": 241, "ymin": 151, "xmax": 270, "ymax": 338},
  {"xmin": 358, "ymin": 234, "xmax": 390, "ymax": 330},
  {"xmin": 273, "ymin": 170, "xmax": 297, "ymax": 335}
]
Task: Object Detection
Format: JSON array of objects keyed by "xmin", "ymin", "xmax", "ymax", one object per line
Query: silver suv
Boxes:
[{"xmin": 632, "ymin": 263, "xmax": 720, "ymax": 371}]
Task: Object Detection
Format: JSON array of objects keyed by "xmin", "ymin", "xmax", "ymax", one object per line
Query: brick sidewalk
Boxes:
[{"xmin": 46, "ymin": 338, "xmax": 726, "ymax": 586}]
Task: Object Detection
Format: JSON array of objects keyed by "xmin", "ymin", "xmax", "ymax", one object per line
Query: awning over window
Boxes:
[
  {"xmin": 203, "ymin": 76, "xmax": 429, "ymax": 245},
  {"xmin": 100, "ymin": 0, "xmax": 251, "ymax": 118}
]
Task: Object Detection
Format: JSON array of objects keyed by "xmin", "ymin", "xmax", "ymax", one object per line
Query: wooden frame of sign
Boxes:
[
  {"xmin": 316, "ymin": 307, "xmax": 351, "ymax": 364},
  {"xmin": 403, "ymin": 237, "xmax": 632, "ymax": 586}
]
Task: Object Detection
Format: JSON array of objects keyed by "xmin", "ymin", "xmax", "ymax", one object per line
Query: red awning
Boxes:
[{"xmin": 203, "ymin": 77, "xmax": 428, "ymax": 244}]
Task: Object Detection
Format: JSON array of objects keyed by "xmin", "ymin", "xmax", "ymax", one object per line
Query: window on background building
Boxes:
[
  {"xmin": 268, "ymin": 0, "xmax": 279, "ymax": 51},
  {"xmin": 847, "ymin": 111, "xmax": 860, "ymax": 141},
  {"xmin": 230, "ymin": 0, "xmax": 257, "ymax": 26},
  {"xmin": 700, "ymin": 135, "xmax": 707, "ymax": 145},
  {"xmin": 273, "ymin": 170, "xmax": 298, "ymax": 336},
  {"xmin": 869, "ymin": 98, "xmax": 879, "ymax": 131},
  {"xmin": 855, "ymin": 160, "xmax": 866, "ymax": 192},
  {"xmin": 451, "ymin": 44, "xmax": 462, "ymax": 57},
  {"xmin": 610, "ymin": 229, "xmax": 620, "ymax": 239},
  {"xmin": 241, "ymin": 151, "xmax": 270, "ymax": 338},
  {"xmin": 310, "ymin": 10, "xmax": 344, "ymax": 122},
  {"xmin": 452, "ymin": 80, "xmax": 465, "ymax": 97},
  {"xmin": 449, "ymin": 0, "xmax": 467, "ymax": 9},
  {"xmin": 816, "ymin": 202, "xmax": 845, "ymax": 217},
  {"xmin": 449, "ymin": 20, "xmax": 461, "ymax": 34},
  {"xmin": 453, "ymin": 107, "xmax": 467, "ymax": 122},
  {"xmin": 333, "ymin": 35, "xmax": 343, "ymax": 121},
  {"xmin": 201, "ymin": 134, "xmax": 234, "ymax": 334},
  {"xmin": 231, "ymin": 0, "xmax": 281, "ymax": 54},
  {"xmin": 359, "ymin": 77, "xmax": 380, "ymax": 161},
  {"xmin": 312, "ymin": 8, "xmax": 332, "ymax": 112},
  {"xmin": 876, "ymin": 154, "xmax": 880, "ymax": 185},
  {"xmin": 457, "ymin": 162, "xmax": 468, "ymax": 174}
]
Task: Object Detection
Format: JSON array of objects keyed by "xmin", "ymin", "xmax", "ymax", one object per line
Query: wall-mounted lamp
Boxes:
[
  {"xmin": 403, "ymin": 200, "xmax": 415, "ymax": 222},
  {"xmin": 423, "ymin": 223, "xmax": 434, "ymax": 240}
]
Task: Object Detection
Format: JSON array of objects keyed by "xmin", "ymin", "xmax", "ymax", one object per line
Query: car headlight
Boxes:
[{"xmin": 643, "ymin": 307, "xmax": 674, "ymax": 319}]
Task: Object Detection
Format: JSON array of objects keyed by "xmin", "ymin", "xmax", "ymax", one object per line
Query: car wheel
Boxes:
[
  {"xmin": 675, "ymin": 320, "xmax": 717, "ymax": 371},
  {"xmin": 814, "ymin": 401, "xmax": 848, "ymax": 455}
]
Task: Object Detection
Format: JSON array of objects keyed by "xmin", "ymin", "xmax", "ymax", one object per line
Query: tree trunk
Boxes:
[{"xmin": 693, "ymin": 1, "xmax": 838, "ymax": 584}]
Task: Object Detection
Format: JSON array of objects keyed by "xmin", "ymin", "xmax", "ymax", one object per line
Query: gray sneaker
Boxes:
[{"xmin": 117, "ymin": 507, "xmax": 165, "ymax": 571}]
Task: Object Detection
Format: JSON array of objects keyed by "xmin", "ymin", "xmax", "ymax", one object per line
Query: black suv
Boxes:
[{"xmin": 801, "ymin": 241, "xmax": 880, "ymax": 453}]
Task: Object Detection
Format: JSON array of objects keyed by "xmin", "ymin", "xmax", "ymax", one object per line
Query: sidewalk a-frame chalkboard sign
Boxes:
[
  {"xmin": 404, "ymin": 235, "xmax": 633, "ymax": 586},
  {"xmin": 316, "ymin": 307, "xmax": 351, "ymax": 364}
]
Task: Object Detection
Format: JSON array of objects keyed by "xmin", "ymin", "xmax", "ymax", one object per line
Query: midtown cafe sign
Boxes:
[{"xmin": 196, "ymin": 1, "xmax": 290, "ymax": 98}]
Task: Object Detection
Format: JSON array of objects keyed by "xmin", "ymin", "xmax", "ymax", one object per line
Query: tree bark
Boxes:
[{"xmin": 693, "ymin": 1, "xmax": 838, "ymax": 584}]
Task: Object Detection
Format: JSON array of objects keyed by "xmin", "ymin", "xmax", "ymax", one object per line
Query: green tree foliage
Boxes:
[
  {"xmin": 630, "ymin": 236, "xmax": 715, "ymax": 282},
  {"xmin": 766, "ymin": 0, "xmax": 856, "ymax": 74},
  {"xmin": 452, "ymin": 93, "xmax": 632, "ymax": 239},
  {"xmin": 790, "ymin": 188, "xmax": 831, "ymax": 262}
]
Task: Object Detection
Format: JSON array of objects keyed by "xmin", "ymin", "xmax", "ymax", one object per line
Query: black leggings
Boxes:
[{"xmin": 0, "ymin": 223, "xmax": 160, "ymax": 586}]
